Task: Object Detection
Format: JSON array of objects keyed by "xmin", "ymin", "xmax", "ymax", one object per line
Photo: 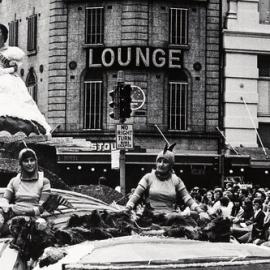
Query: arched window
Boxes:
[
  {"xmin": 82, "ymin": 70, "xmax": 103, "ymax": 130},
  {"xmin": 26, "ymin": 68, "xmax": 37, "ymax": 103},
  {"xmin": 168, "ymin": 70, "xmax": 188, "ymax": 131}
]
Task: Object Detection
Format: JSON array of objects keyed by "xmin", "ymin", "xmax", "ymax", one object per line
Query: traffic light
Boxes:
[
  {"xmin": 119, "ymin": 84, "xmax": 132, "ymax": 120},
  {"xmin": 109, "ymin": 85, "xmax": 120, "ymax": 120}
]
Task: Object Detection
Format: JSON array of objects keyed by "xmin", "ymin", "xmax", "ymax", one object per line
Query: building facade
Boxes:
[
  {"xmin": 0, "ymin": 0, "xmax": 50, "ymax": 118},
  {"xmin": 223, "ymin": 0, "xmax": 270, "ymax": 184},
  {"xmin": 0, "ymin": 0, "xmax": 223, "ymax": 190}
]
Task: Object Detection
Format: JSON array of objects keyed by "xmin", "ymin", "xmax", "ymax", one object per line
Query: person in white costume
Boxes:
[{"xmin": 0, "ymin": 24, "xmax": 51, "ymax": 136}]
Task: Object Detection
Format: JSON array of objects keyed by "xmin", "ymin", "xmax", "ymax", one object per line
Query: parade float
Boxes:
[{"xmin": 1, "ymin": 187, "xmax": 270, "ymax": 270}]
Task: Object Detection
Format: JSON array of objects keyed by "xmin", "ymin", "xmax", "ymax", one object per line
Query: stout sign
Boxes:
[{"xmin": 88, "ymin": 46, "xmax": 182, "ymax": 70}]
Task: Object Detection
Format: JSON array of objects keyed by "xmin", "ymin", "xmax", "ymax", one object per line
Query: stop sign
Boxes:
[{"xmin": 130, "ymin": 85, "xmax": 146, "ymax": 111}]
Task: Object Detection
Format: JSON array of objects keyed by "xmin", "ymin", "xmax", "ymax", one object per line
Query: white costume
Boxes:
[{"xmin": 0, "ymin": 45, "xmax": 51, "ymax": 135}]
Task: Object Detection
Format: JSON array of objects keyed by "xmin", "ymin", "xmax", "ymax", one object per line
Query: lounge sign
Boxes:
[{"xmin": 88, "ymin": 47, "xmax": 182, "ymax": 69}]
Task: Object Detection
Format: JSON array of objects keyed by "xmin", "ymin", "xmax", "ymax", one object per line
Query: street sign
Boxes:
[
  {"xmin": 116, "ymin": 124, "xmax": 134, "ymax": 149},
  {"xmin": 130, "ymin": 85, "xmax": 146, "ymax": 111}
]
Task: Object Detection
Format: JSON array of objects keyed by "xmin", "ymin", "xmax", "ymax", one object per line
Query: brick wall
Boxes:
[
  {"xmin": 205, "ymin": 0, "xmax": 221, "ymax": 132},
  {"xmin": 48, "ymin": 0, "xmax": 68, "ymax": 129}
]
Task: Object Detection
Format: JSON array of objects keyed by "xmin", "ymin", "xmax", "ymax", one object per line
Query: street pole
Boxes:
[
  {"xmin": 120, "ymin": 147, "xmax": 126, "ymax": 195},
  {"xmin": 220, "ymin": 152, "xmax": 225, "ymax": 189},
  {"xmin": 117, "ymin": 71, "xmax": 126, "ymax": 195}
]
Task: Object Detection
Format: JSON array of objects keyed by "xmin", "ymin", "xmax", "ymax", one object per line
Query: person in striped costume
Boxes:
[
  {"xmin": 126, "ymin": 144, "xmax": 208, "ymax": 218},
  {"xmin": 0, "ymin": 148, "xmax": 51, "ymax": 234}
]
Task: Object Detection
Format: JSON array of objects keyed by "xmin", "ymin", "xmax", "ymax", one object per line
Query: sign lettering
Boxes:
[
  {"xmin": 116, "ymin": 124, "xmax": 134, "ymax": 149},
  {"xmin": 88, "ymin": 46, "xmax": 182, "ymax": 70}
]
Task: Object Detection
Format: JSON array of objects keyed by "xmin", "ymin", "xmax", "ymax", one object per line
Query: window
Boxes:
[
  {"xmin": 168, "ymin": 81, "xmax": 188, "ymax": 131},
  {"xmin": 8, "ymin": 20, "xmax": 18, "ymax": 46},
  {"xmin": 259, "ymin": 0, "xmax": 270, "ymax": 24},
  {"xmin": 27, "ymin": 14, "xmax": 37, "ymax": 53},
  {"xmin": 258, "ymin": 55, "xmax": 270, "ymax": 77},
  {"xmin": 26, "ymin": 68, "xmax": 37, "ymax": 103},
  {"xmin": 85, "ymin": 7, "xmax": 104, "ymax": 45},
  {"xmin": 83, "ymin": 81, "xmax": 103, "ymax": 129},
  {"xmin": 258, "ymin": 55, "xmax": 270, "ymax": 116},
  {"xmin": 169, "ymin": 8, "xmax": 188, "ymax": 45}
]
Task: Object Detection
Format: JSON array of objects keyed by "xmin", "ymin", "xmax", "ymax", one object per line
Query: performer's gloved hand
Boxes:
[
  {"xmin": 9, "ymin": 60, "xmax": 18, "ymax": 72},
  {"xmin": 199, "ymin": 211, "xmax": 210, "ymax": 220},
  {"xmin": 125, "ymin": 205, "xmax": 133, "ymax": 212}
]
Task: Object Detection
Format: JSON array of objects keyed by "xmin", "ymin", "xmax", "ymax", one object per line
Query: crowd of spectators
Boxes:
[{"xmin": 188, "ymin": 181, "xmax": 270, "ymax": 246}]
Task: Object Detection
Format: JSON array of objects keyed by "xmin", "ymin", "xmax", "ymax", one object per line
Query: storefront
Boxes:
[{"xmin": 55, "ymin": 141, "xmax": 251, "ymax": 191}]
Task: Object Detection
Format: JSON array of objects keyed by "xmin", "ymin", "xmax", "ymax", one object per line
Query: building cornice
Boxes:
[
  {"xmin": 224, "ymin": 48, "xmax": 270, "ymax": 55},
  {"xmin": 64, "ymin": 0, "xmax": 208, "ymax": 2},
  {"xmin": 223, "ymin": 30, "xmax": 270, "ymax": 39}
]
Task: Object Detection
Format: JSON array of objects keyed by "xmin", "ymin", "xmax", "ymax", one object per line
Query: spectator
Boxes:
[
  {"xmin": 254, "ymin": 201, "xmax": 270, "ymax": 245},
  {"xmin": 239, "ymin": 188, "xmax": 248, "ymax": 201},
  {"xmin": 202, "ymin": 190, "xmax": 214, "ymax": 208},
  {"xmin": 238, "ymin": 198, "xmax": 265, "ymax": 243},
  {"xmin": 219, "ymin": 196, "xmax": 232, "ymax": 218},
  {"xmin": 263, "ymin": 190, "xmax": 270, "ymax": 212},
  {"xmin": 231, "ymin": 197, "xmax": 243, "ymax": 218},
  {"xmin": 213, "ymin": 188, "xmax": 223, "ymax": 203},
  {"xmin": 255, "ymin": 190, "xmax": 266, "ymax": 203}
]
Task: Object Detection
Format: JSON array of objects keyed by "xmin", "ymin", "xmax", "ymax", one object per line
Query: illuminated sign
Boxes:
[{"xmin": 88, "ymin": 47, "xmax": 182, "ymax": 69}]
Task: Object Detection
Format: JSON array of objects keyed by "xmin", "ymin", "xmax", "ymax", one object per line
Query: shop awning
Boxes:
[
  {"xmin": 225, "ymin": 154, "xmax": 250, "ymax": 167},
  {"xmin": 234, "ymin": 147, "xmax": 270, "ymax": 169},
  {"xmin": 56, "ymin": 150, "xmax": 220, "ymax": 166},
  {"xmin": 56, "ymin": 149, "xmax": 251, "ymax": 167}
]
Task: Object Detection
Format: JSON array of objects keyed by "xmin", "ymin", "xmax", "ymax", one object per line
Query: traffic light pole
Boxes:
[
  {"xmin": 111, "ymin": 70, "xmax": 132, "ymax": 195},
  {"xmin": 119, "ymin": 120, "xmax": 126, "ymax": 195},
  {"xmin": 117, "ymin": 72, "xmax": 126, "ymax": 196}
]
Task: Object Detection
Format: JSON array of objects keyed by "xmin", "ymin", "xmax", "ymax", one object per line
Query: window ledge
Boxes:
[
  {"xmin": 27, "ymin": 50, "xmax": 37, "ymax": 57},
  {"xmin": 83, "ymin": 44, "xmax": 104, "ymax": 48},
  {"xmin": 168, "ymin": 44, "xmax": 190, "ymax": 50},
  {"xmin": 258, "ymin": 115, "xmax": 270, "ymax": 123},
  {"xmin": 258, "ymin": 76, "xmax": 270, "ymax": 80},
  {"xmin": 168, "ymin": 129, "xmax": 189, "ymax": 133}
]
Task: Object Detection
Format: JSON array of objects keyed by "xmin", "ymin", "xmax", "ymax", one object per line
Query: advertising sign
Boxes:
[
  {"xmin": 130, "ymin": 85, "xmax": 146, "ymax": 111},
  {"xmin": 88, "ymin": 46, "xmax": 183, "ymax": 70}
]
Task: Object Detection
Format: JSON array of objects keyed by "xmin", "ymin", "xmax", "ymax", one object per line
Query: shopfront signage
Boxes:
[
  {"xmin": 116, "ymin": 124, "xmax": 134, "ymax": 149},
  {"xmin": 89, "ymin": 142, "xmax": 116, "ymax": 152},
  {"xmin": 88, "ymin": 46, "xmax": 182, "ymax": 69}
]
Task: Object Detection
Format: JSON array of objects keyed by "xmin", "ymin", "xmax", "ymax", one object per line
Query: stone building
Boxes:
[{"xmin": 0, "ymin": 0, "xmax": 224, "ymax": 190}]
